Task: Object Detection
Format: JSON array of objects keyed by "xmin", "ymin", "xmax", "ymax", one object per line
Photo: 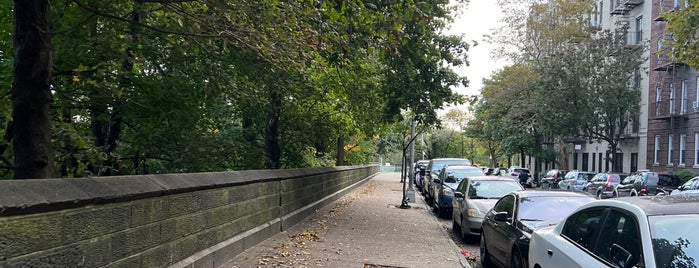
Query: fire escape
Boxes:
[{"xmin": 649, "ymin": 0, "xmax": 688, "ymax": 131}]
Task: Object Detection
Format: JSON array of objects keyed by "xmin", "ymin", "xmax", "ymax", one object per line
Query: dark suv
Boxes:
[
  {"xmin": 423, "ymin": 158, "xmax": 472, "ymax": 205},
  {"xmin": 583, "ymin": 172, "xmax": 626, "ymax": 199},
  {"xmin": 614, "ymin": 171, "xmax": 681, "ymax": 197},
  {"xmin": 539, "ymin": 169, "xmax": 568, "ymax": 189}
]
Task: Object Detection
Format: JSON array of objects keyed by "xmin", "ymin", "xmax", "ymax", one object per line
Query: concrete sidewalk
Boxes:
[{"xmin": 222, "ymin": 172, "xmax": 471, "ymax": 268}]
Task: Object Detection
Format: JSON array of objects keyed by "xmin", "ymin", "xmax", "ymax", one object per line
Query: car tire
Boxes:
[
  {"xmin": 452, "ymin": 217, "xmax": 459, "ymax": 232},
  {"xmin": 480, "ymin": 233, "xmax": 493, "ymax": 267},
  {"xmin": 597, "ymin": 191, "xmax": 603, "ymax": 199},
  {"xmin": 510, "ymin": 247, "xmax": 525, "ymax": 268},
  {"xmin": 613, "ymin": 191, "xmax": 618, "ymax": 198}
]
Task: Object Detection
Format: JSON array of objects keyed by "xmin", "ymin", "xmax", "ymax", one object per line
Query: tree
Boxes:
[
  {"xmin": 11, "ymin": 0, "xmax": 54, "ymax": 179},
  {"xmin": 663, "ymin": 1, "xmax": 699, "ymax": 70}
]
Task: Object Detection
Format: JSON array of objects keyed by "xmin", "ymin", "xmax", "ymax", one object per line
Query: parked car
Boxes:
[
  {"xmin": 528, "ymin": 196, "xmax": 699, "ymax": 268},
  {"xmin": 423, "ymin": 158, "xmax": 472, "ymax": 205},
  {"xmin": 557, "ymin": 170, "xmax": 595, "ymax": 191},
  {"xmin": 506, "ymin": 166, "xmax": 534, "ymax": 188},
  {"xmin": 614, "ymin": 171, "xmax": 682, "ymax": 197},
  {"xmin": 431, "ymin": 165, "xmax": 485, "ymax": 218},
  {"xmin": 539, "ymin": 169, "xmax": 568, "ymax": 189},
  {"xmin": 480, "ymin": 190, "xmax": 595, "ymax": 268},
  {"xmin": 670, "ymin": 176, "xmax": 699, "ymax": 196},
  {"xmin": 414, "ymin": 160, "xmax": 430, "ymax": 192},
  {"xmin": 583, "ymin": 172, "xmax": 626, "ymax": 199},
  {"xmin": 492, "ymin": 167, "xmax": 508, "ymax": 177},
  {"xmin": 482, "ymin": 167, "xmax": 495, "ymax": 175},
  {"xmin": 451, "ymin": 176, "xmax": 523, "ymax": 242}
]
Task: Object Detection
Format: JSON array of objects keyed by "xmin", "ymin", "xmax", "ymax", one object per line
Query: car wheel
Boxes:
[
  {"xmin": 480, "ymin": 233, "xmax": 493, "ymax": 267},
  {"xmin": 567, "ymin": 186, "xmax": 571, "ymax": 190},
  {"xmin": 452, "ymin": 217, "xmax": 459, "ymax": 232},
  {"xmin": 510, "ymin": 247, "xmax": 526, "ymax": 268},
  {"xmin": 596, "ymin": 191, "xmax": 603, "ymax": 199},
  {"xmin": 613, "ymin": 191, "xmax": 618, "ymax": 198}
]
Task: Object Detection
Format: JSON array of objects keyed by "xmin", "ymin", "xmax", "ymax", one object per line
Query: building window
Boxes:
[
  {"xmin": 680, "ymin": 134, "xmax": 686, "ymax": 165},
  {"xmin": 592, "ymin": 153, "xmax": 597, "ymax": 172},
  {"xmin": 670, "ymin": 83, "xmax": 676, "ymax": 113},
  {"xmin": 682, "ymin": 80, "xmax": 688, "ymax": 113},
  {"xmin": 695, "ymin": 76, "xmax": 699, "ymax": 107},
  {"xmin": 635, "ymin": 16, "xmax": 643, "ymax": 44},
  {"xmin": 633, "ymin": 68, "xmax": 642, "ymax": 90},
  {"xmin": 599, "ymin": 153, "xmax": 603, "ymax": 172},
  {"xmin": 668, "ymin": 134, "xmax": 674, "ymax": 166},
  {"xmin": 674, "ymin": 0, "xmax": 680, "ymax": 8},
  {"xmin": 695, "ymin": 133, "xmax": 699, "ymax": 167},
  {"xmin": 655, "ymin": 135, "xmax": 660, "ymax": 165},
  {"xmin": 600, "ymin": 1, "xmax": 604, "ymax": 24},
  {"xmin": 656, "ymin": 86, "xmax": 662, "ymax": 116}
]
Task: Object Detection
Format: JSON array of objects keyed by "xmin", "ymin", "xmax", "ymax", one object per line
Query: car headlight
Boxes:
[
  {"xmin": 467, "ymin": 208, "xmax": 485, "ymax": 218},
  {"xmin": 441, "ymin": 188, "xmax": 453, "ymax": 196}
]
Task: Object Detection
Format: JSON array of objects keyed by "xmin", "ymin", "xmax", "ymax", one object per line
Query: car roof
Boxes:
[
  {"xmin": 513, "ymin": 189, "xmax": 595, "ymax": 199},
  {"xmin": 443, "ymin": 165, "xmax": 480, "ymax": 170},
  {"xmin": 468, "ymin": 176, "xmax": 518, "ymax": 181},
  {"xmin": 617, "ymin": 196, "xmax": 699, "ymax": 216},
  {"xmin": 431, "ymin": 158, "xmax": 471, "ymax": 161}
]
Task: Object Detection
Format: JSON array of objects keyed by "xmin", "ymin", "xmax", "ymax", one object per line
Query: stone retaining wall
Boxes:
[{"xmin": 0, "ymin": 165, "xmax": 379, "ymax": 267}]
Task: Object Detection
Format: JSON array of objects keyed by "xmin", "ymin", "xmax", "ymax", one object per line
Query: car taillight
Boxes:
[
  {"xmin": 511, "ymin": 173, "xmax": 518, "ymax": 177},
  {"xmin": 605, "ymin": 182, "xmax": 611, "ymax": 190},
  {"xmin": 641, "ymin": 185, "xmax": 647, "ymax": 195},
  {"xmin": 554, "ymin": 174, "xmax": 558, "ymax": 183}
]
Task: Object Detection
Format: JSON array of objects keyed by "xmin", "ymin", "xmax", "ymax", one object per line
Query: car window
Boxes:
[
  {"xmin": 518, "ymin": 196, "xmax": 594, "ymax": 222},
  {"xmin": 610, "ymin": 174, "xmax": 621, "ymax": 183},
  {"xmin": 456, "ymin": 179, "xmax": 468, "ymax": 194},
  {"xmin": 431, "ymin": 159, "xmax": 470, "ymax": 172},
  {"xmin": 492, "ymin": 195, "xmax": 515, "ymax": 219},
  {"xmin": 650, "ymin": 214, "xmax": 699, "ymax": 268},
  {"xmin": 468, "ymin": 180, "xmax": 522, "ymax": 199},
  {"xmin": 594, "ymin": 210, "xmax": 643, "ymax": 267},
  {"xmin": 622, "ymin": 175, "xmax": 635, "ymax": 184},
  {"xmin": 561, "ymin": 208, "xmax": 606, "ymax": 251}
]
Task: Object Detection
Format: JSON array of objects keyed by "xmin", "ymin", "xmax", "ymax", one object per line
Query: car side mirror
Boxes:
[
  {"xmin": 610, "ymin": 244, "xmax": 637, "ymax": 268},
  {"xmin": 433, "ymin": 178, "xmax": 441, "ymax": 184},
  {"xmin": 493, "ymin": 211, "xmax": 509, "ymax": 222},
  {"xmin": 454, "ymin": 192, "xmax": 464, "ymax": 199}
]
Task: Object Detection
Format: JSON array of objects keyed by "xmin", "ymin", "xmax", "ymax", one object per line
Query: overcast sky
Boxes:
[{"xmin": 446, "ymin": 0, "xmax": 509, "ymax": 98}]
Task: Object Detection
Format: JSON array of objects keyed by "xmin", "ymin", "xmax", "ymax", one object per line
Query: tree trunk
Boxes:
[
  {"xmin": 264, "ymin": 89, "xmax": 281, "ymax": 169},
  {"xmin": 335, "ymin": 136, "xmax": 345, "ymax": 166},
  {"xmin": 12, "ymin": 0, "xmax": 54, "ymax": 179}
]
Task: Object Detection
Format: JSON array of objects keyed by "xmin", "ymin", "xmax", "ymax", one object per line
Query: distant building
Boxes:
[{"xmin": 647, "ymin": 0, "xmax": 699, "ymax": 173}]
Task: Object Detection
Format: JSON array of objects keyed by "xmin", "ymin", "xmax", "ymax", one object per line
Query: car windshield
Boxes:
[
  {"xmin": 468, "ymin": 180, "xmax": 521, "ymax": 199},
  {"xmin": 518, "ymin": 196, "xmax": 593, "ymax": 222},
  {"xmin": 649, "ymin": 215, "xmax": 699, "ymax": 268},
  {"xmin": 446, "ymin": 168, "xmax": 485, "ymax": 183},
  {"xmin": 432, "ymin": 159, "xmax": 471, "ymax": 172}
]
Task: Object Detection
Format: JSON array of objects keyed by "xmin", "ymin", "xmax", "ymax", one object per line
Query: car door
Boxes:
[
  {"xmin": 538, "ymin": 208, "xmax": 609, "ymax": 267},
  {"xmin": 616, "ymin": 175, "xmax": 636, "ymax": 197},
  {"xmin": 453, "ymin": 179, "xmax": 469, "ymax": 225},
  {"xmin": 484, "ymin": 194, "xmax": 516, "ymax": 266}
]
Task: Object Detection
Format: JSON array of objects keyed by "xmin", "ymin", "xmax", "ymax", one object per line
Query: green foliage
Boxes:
[
  {"xmin": 4, "ymin": 0, "xmax": 470, "ymax": 177},
  {"xmin": 676, "ymin": 169, "xmax": 696, "ymax": 184},
  {"xmin": 663, "ymin": 1, "xmax": 699, "ymax": 70}
]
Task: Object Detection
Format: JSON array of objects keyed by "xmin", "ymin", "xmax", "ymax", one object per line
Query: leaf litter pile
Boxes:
[{"xmin": 256, "ymin": 181, "xmax": 380, "ymax": 267}]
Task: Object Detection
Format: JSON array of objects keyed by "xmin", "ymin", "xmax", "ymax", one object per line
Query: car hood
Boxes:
[{"xmin": 468, "ymin": 199, "xmax": 498, "ymax": 212}]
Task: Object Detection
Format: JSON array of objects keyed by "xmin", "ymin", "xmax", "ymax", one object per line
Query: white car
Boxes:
[
  {"xmin": 670, "ymin": 176, "xmax": 699, "ymax": 196},
  {"xmin": 529, "ymin": 196, "xmax": 699, "ymax": 268}
]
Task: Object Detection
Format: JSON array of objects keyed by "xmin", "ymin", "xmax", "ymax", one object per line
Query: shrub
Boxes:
[{"xmin": 675, "ymin": 169, "xmax": 695, "ymax": 184}]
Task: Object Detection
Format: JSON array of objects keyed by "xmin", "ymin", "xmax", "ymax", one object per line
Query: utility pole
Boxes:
[{"xmin": 407, "ymin": 118, "xmax": 416, "ymax": 203}]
